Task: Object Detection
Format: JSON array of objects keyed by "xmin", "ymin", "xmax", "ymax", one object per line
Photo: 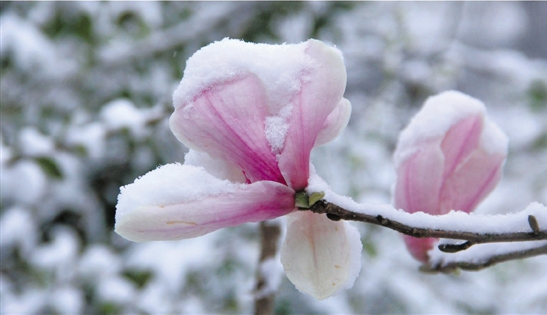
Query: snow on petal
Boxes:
[
  {"xmin": 278, "ymin": 40, "xmax": 348, "ymax": 190},
  {"xmin": 173, "ymin": 38, "xmax": 315, "ymax": 115},
  {"xmin": 115, "ymin": 164, "xmax": 295, "ymax": 242},
  {"xmin": 394, "ymin": 91, "xmax": 487, "ymax": 168},
  {"xmin": 314, "ymin": 98, "xmax": 352, "ymax": 148},
  {"xmin": 280, "ymin": 211, "xmax": 362, "ymax": 300},
  {"xmin": 170, "ymin": 74, "xmax": 285, "ymax": 184},
  {"xmin": 393, "ymin": 91, "xmax": 508, "ymax": 262}
]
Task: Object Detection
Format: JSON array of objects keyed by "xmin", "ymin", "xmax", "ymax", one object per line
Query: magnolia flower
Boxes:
[
  {"xmin": 115, "ymin": 38, "xmax": 362, "ymax": 300},
  {"xmin": 393, "ymin": 91, "xmax": 508, "ymax": 262}
]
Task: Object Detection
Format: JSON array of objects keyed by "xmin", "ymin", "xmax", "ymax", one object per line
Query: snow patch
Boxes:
[
  {"xmin": 264, "ymin": 99, "xmax": 294, "ymax": 153},
  {"xmin": 255, "ymin": 257, "xmax": 284, "ymax": 299},
  {"xmin": 116, "ymin": 163, "xmax": 243, "ymax": 223},
  {"xmin": 173, "ymin": 38, "xmax": 318, "ymax": 114}
]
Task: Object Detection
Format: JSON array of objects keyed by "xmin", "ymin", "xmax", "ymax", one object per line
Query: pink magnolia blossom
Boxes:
[
  {"xmin": 115, "ymin": 39, "xmax": 361, "ymax": 299},
  {"xmin": 393, "ymin": 91, "xmax": 508, "ymax": 262}
]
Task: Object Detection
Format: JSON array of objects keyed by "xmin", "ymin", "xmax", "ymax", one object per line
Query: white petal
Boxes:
[{"xmin": 280, "ymin": 211, "xmax": 362, "ymax": 300}]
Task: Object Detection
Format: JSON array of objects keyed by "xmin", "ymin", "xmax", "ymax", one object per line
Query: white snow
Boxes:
[
  {"xmin": 65, "ymin": 121, "xmax": 107, "ymax": 160},
  {"xmin": 125, "ymin": 233, "xmax": 218, "ymax": 292},
  {"xmin": 255, "ymin": 257, "xmax": 284, "ymax": 299},
  {"xmin": 0, "ymin": 207, "xmax": 38, "ymax": 255},
  {"xmin": 50, "ymin": 286, "xmax": 83, "ymax": 315},
  {"xmin": 30, "ymin": 227, "xmax": 79, "ymax": 277},
  {"xmin": 19, "ymin": 127, "xmax": 56, "ymax": 157},
  {"xmin": 96, "ymin": 276, "xmax": 136, "ymax": 304},
  {"xmin": 116, "ymin": 163, "xmax": 243, "ymax": 223},
  {"xmin": 100, "ymin": 99, "xmax": 147, "ymax": 138},
  {"xmin": 78, "ymin": 244, "xmax": 122, "ymax": 278},
  {"xmin": 173, "ymin": 38, "xmax": 317, "ymax": 113},
  {"xmin": 264, "ymin": 108, "xmax": 291, "ymax": 154},
  {"xmin": 1, "ymin": 159, "xmax": 47, "ymax": 204}
]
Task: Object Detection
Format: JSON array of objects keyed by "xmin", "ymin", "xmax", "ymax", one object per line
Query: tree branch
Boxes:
[
  {"xmin": 308, "ymin": 200, "xmax": 547, "ymax": 250},
  {"xmin": 305, "ymin": 198, "xmax": 547, "ymax": 272},
  {"xmin": 254, "ymin": 221, "xmax": 281, "ymax": 315},
  {"xmin": 305, "ymin": 196, "xmax": 547, "ymax": 271},
  {"xmin": 422, "ymin": 241, "xmax": 547, "ymax": 273}
]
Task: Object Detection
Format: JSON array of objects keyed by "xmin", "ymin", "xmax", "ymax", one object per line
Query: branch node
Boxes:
[
  {"xmin": 376, "ymin": 215, "xmax": 389, "ymax": 225},
  {"xmin": 326, "ymin": 213, "xmax": 341, "ymax": 221},
  {"xmin": 438, "ymin": 240, "xmax": 473, "ymax": 253},
  {"xmin": 528, "ymin": 215, "xmax": 540, "ymax": 236}
]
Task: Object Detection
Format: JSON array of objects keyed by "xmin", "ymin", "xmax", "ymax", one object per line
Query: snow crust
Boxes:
[
  {"xmin": 394, "ymin": 91, "xmax": 509, "ymax": 167},
  {"xmin": 116, "ymin": 163, "xmax": 242, "ymax": 223}
]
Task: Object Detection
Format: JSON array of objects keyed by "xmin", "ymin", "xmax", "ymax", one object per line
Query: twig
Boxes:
[
  {"xmin": 254, "ymin": 222, "xmax": 281, "ymax": 315},
  {"xmin": 422, "ymin": 241, "xmax": 547, "ymax": 273},
  {"xmin": 308, "ymin": 200, "xmax": 547, "ymax": 251}
]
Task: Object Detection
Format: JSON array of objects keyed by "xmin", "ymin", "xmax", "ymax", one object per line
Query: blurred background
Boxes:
[{"xmin": 1, "ymin": 2, "xmax": 546, "ymax": 314}]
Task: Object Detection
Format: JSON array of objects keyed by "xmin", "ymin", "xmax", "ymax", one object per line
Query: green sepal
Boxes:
[
  {"xmin": 295, "ymin": 191, "xmax": 325, "ymax": 209},
  {"xmin": 308, "ymin": 191, "xmax": 325, "ymax": 206},
  {"xmin": 295, "ymin": 191, "xmax": 309, "ymax": 209}
]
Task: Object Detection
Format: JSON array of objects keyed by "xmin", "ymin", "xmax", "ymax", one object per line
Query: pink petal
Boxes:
[
  {"xmin": 403, "ymin": 235, "xmax": 436, "ymax": 263},
  {"xmin": 115, "ymin": 164, "xmax": 295, "ymax": 242},
  {"xmin": 440, "ymin": 115, "xmax": 483, "ymax": 180},
  {"xmin": 440, "ymin": 150, "xmax": 506, "ymax": 213},
  {"xmin": 170, "ymin": 74, "xmax": 285, "ymax": 184},
  {"xmin": 280, "ymin": 212, "xmax": 362, "ymax": 300},
  {"xmin": 314, "ymin": 98, "xmax": 352, "ymax": 148},
  {"xmin": 394, "ymin": 142, "xmax": 444, "ymax": 214},
  {"xmin": 278, "ymin": 40, "xmax": 348, "ymax": 190},
  {"xmin": 184, "ymin": 150, "xmax": 247, "ymax": 183}
]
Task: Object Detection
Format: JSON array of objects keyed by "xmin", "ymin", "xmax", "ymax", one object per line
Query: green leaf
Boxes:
[
  {"xmin": 34, "ymin": 156, "xmax": 63, "ymax": 179},
  {"xmin": 122, "ymin": 269, "xmax": 153, "ymax": 288}
]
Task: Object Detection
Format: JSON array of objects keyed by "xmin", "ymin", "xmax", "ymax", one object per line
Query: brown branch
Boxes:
[
  {"xmin": 254, "ymin": 221, "xmax": 281, "ymax": 315},
  {"xmin": 422, "ymin": 242, "xmax": 547, "ymax": 273},
  {"xmin": 308, "ymin": 200, "xmax": 547, "ymax": 251}
]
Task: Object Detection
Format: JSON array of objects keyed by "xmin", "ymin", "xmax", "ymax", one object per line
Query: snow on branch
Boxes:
[
  {"xmin": 304, "ymin": 175, "xmax": 547, "ymax": 271},
  {"xmin": 308, "ymin": 200, "xmax": 547, "ymax": 248}
]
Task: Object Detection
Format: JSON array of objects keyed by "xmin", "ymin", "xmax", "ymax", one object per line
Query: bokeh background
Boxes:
[{"xmin": 2, "ymin": 2, "xmax": 547, "ymax": 314}]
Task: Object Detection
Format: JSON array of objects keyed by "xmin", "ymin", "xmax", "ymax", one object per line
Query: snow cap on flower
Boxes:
[
  {"xmin": 170, "ymin": 38, "xmax": 351, "ymax": 189},
  {"xmin": 393, "ymin": 91, "xmax": 508, "ymax": 262}
]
